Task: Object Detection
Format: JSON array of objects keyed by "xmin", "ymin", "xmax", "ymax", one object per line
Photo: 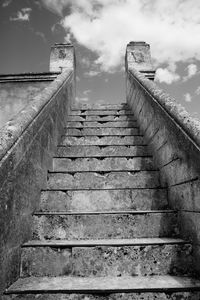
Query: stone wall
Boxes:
[
  {"xmin": 126, "ymin": 67, "xmax": 200, "ymax": 273},
  {"xmin": 0, "ymin": 68, "xmax": 75, "ymax": 296}
]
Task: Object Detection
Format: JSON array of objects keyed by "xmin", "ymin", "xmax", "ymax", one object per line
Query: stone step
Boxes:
[
  {"xmin": 6, "ymin": 276, "xmax": 200, "ymax": 298},
  {"xmin": 61, "ymin": 136, "xmax": 146, "ymax": 146},
  {"xmin": 56, "ymin": 145, "xmax": 150, "ymax": 158},
  {"xmin": 66, "ymin": 121, "xmax": 137, "ymax": 128},
  {"xmin": 32, "ymin": 210, "xmax": 178, "ymax": 240},
  {"xmin": 21, "ymin": 238, "xmax": 193, "ymax": 277},
  {"xmin": 71, "ymin": 104, "xmax": 128, "ymax": 110},
  {"xmin": 69, "ymin": 110, "xmax": 133, "ymax": 116},
  {"xmin": 47, "ymin": 171, "xmax": 160, "ymax": 190},
  {"xmin": 52, "ymin": 157, "xmax": 156, "ymax": 172},
  {"xmin": 65, "ymin": 128, "xmax": 140, "ymax": 136},
  {"xmin": 67, "ymin": 115, "xmax": 135, "ymax": 121},
  {"xmin": 39, "ymin": 188, "xmax": 168, "ymax": 212}
]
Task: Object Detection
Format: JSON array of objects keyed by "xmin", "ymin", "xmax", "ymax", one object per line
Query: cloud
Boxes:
[
  {"xmin": 41, "ymin": 0, "xmax": 72, "ymax": 16},
  {"xmin": 80, "ymin": 57, "xmax": 91, "ymax": 68},
  {"xmin": 183, "ymin": 64, "xmax": 198, "ymax": 81},
  {"xmin": 83, "ymin": 89, "xmax": 91, "ymax": 96},
  {"xmin": 184, "ymin": 93, "xmax": 192, "ymax": 102},
  {"xmin": 75, "ymin": 96, "xmax": 89, "ymax": 103},
  {"xmin": 2, "ymin": 0, "xmax": 12, "ymax": 7},
  {"xmin": 195, "ymin": 86, "xmax": 200, "ymax": 95},
  {"xmin": 10, "ymin": 8, "xmax": 32, "ymax": 22},
  {"xmin": 35, "ymin": 31, "xmax": 46, "ymax": 42},
  {"xmin": 54, "ymin": 0, "xmax": 200, "ymax": 73},
  {"xmin": 41, "ymin": 0, "xmax": 200, "ymax": 74},
  {"xmin": 155, "ymin": 66, "xmax": 180, "ymax": 84},
  {"xmin": 84, "ymin": 70, "xmax": 101, "ymax": 77}
]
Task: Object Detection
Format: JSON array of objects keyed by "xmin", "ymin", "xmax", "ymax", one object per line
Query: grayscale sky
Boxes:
[{"xmin": 1, "ymin": 0, "xmax": 200, "ymax": 118}]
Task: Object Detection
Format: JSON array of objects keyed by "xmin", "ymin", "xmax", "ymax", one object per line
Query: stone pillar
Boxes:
[
  {"xmin": 49, "ymin": 43, "xmax": 75, "ymax": 72},
  {"xmin": 125, "ymin": 41, "xmax": 155, "ymax": 80}
]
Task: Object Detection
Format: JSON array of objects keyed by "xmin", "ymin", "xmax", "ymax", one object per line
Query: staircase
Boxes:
[{"xmin": 5, "ymin": 103, "xmax": 200, "ymax": 299}]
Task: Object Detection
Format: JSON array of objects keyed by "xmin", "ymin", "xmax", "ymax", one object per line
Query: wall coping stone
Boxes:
[
  {"xmin": 128, "ymin": 68, "xmax": 200, "ymax": 150},
  {"xmin": 0, "ymin": 69, "xmax": 72, "ymax": 162}
]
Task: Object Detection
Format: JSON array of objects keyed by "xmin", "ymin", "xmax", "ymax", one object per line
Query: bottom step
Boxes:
[{"xmin": 6, "ymin": 276, "xmax": 200, "ymax": 298}]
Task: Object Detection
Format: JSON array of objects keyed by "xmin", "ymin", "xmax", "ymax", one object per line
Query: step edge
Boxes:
[
  {"xmin": 22, "ymin": 238, "xmax": 189, "ymax": 248},
  {"xmin": 47, "ymin": 170, "xmax": 160, "ymax": 174},
  {"xmin": 42, "ymin": 187, "xmax": 167, "ymax": 191},
  {"xmin": 33, "ymin": 209, "xmax": 176, "ymax": 216},
  {"xmin": 5, "ymin": 275, "xmax": 200, "ymax": 294},
  {"xmin": 53, "ymin": 155, "xmax": 153, "ymax": 159}
]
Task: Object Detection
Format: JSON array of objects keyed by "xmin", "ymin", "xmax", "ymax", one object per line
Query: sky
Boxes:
[{"xmin": 1, "ymin": 0, "xmax": 200, "ymax": 118}]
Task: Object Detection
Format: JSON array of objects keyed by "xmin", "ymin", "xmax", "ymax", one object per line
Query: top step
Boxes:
[
  {"xmin": 71, "ymin": 104, "xmax": 128, "ymax": 110},
  {"xmin": 70, "ymin": 110, "xmax": 133, "ymax": 116}
]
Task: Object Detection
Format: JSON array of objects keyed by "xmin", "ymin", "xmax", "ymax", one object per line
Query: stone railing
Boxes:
[
  {"xmin": 0, "ymin": 44, "xmax": 75, "ymax": 295},
  {"xmin": 126, "ymin": 42, "xmax": 200, "ymax": 273}
]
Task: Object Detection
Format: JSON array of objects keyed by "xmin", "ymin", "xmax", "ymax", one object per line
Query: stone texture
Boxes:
[
  {"xmin": 61, "ymin": 136, "xmax": 146, "ymax": 146},
  {"xmin": 52, "ymin": 157, "xmax": 155, "ymax": 172},
  {"xmin": 40, "ymin": 188, "xmax": 168, "ymax": 212},
  {"xmin": 0, "ymin": 68, "xmax": 74, "ymax": 295},
  {"xmin": 66, "ymin": 121, "xmax": 137, "ymax": 128},
  {"xmin": 126, "ymin": 57, "xmax": 200, "ymax": 274},
  {"xmin": 168, "ymin": 179, "xmax": 200, "ymax": 211},
  {"xmin": 71, "ymin": 104, "xmax": 128, "ymax": 110},
  {"xmin": 33, "ymin": 211, "xmax": 178, "ymax": 240},
  {"xmin": 0, "ymin": 81, "xmax": 50, "ymax": 128},
  {"xmin": 65, "ymin": 128, "xmax": 140, "ymax": 136},
  {"xmin": 56, "ymin": 145, "xmax": 150, "ymax": 157},
  {"xmin": 47, "ymin": 171, "xmax": 160, "ymax": 190},
  {"xmin": 21, "ymin": 243, "xmax": 193, "ymax": 277},
  {"xmin": 67, "ymin": 115, "xmax": 135, "ymax": 121},
  {"xmin": 6, "ymin": 275, "xmax": 200, "ymax": 295},
  {"xmin": 126, "ymin": 41, "xmax": 154, "ymax": 72},
  {"xmin": 69, "ymin": 110, "xmax": 133, "ymax": 116},
  {"xmin": 50, "ymin": 43, "xmax": 75, "ymax": 72},
  {"xmin": 4, "ymin": 292, "xmax": 200, "ymax": 300}
]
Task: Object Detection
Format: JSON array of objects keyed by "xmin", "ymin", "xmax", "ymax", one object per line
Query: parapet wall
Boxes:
[
  {"xmin": 0, "ymin": 68, "xmax": 75, "ymax": 295},
  {"xmin": 0, "ymin": 72, "xmax": 59, "ymax": 128},
  {"xmin": 126, "ymin": 67, "xmax": 200, "ymax": 273}
]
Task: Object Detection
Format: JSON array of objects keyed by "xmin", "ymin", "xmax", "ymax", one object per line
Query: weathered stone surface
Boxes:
[
  {"xmin": 65, "ymin": 128, "xmax": 140, "ymax": 136},
  {"xmin": 69, "ymin": 110, "xmax": 133, "ymax": 116},
  {"xmin": 33, "ymin": 211, "xmax": 178, "ymax": 240},
  {"xmin": 126, "ymin": 64, "xmax": 200, "ymax": 273},
  {"xmin": 52, "ymin": 157, "xmax": 155, "ymax": 172},
  {"xmin": 0, "ymin": 81, "xmax": 50, "ymax": 128},
  {"xmin": 40, "ymin": 188, "xmax": 168, "ymax": 212},
  {"xmin": 61, "ymin": 136, "xmax": 146, "ymax": 146},
  {"xmin": 7, "ymin": 275, "xmax": 200, "ymax": 296},
  {"xmin": 21, "ymin": 247, "xmax": 72, "ymax": 277},
  {"xmin": 21, "ymin": 243, "xmax": 193, "ymax": 277},
  {"xmin": 168, "ymin": 179, "xmax": 200, "ymax": 211},
  {"xmin": 47, "ymin": 171, "xmax": 160, "ymax": 190},
  {"xmin": 0, "ymin": 68, "xmax": 74, "ymax": 295},
  {"xmin": 66, "ymin": 121, "xmax": 137, "ymax": 128},
  {"xmin": 4, "ymin": 291, "xmax": 200, "ymax": 300},
  {"xmin": 56, "ymin": 145, "xmax": 150, "ymax": 158},
  {"xmin": 67, "ymin": 115, "xmax": 135, "ymax": 121},
  {"xmin": 71, "ymin": 104, "xmax": 128, "ymax": 110}
]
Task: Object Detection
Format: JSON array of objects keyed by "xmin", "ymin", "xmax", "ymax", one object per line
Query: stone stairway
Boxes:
[{"xmin": 5, "ymin": 103, "xmax": 200, "ymax": 299}]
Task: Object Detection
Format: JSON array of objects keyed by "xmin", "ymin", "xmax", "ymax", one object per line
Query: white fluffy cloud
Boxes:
[
  {"xmin": 10, "ymin": 8, "xmax": 32, "ymax": 22},
  {"xmin": 183, "ymin": 64, "xmax": 198, "ymax": 81},
  {"xmin": 42, "ymin": 0, "xmax": 200, "ymax": 72},
  {"xmin": 184, "ymin": 93, "xmax": 192, "ymax": 102},
  {"xmin": 155, "ymin": 63, "xmax": 180, "ymax": 84},
  {"xmin": 155, "ymin": 68, "xmax": 180, "ymax": 85}
]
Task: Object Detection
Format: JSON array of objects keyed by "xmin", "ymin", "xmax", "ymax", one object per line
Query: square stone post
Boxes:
[
  {"xmin": 125, "ymin": 41, "xmax": 155, "ymax": 80},
  {"xmin": 49, "ymin": 43, "xmax": 75, "ymax": 73}
]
